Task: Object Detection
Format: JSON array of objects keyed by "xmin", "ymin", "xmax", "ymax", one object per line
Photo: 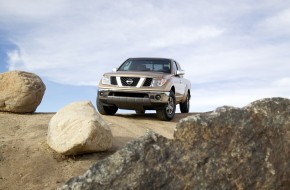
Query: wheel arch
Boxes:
[{"xmin": 181, "ymin": 88, "xmax": 191, "ymax": 103}]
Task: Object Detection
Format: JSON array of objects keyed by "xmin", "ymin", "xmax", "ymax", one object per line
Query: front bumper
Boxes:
[{"xmin": 98, "ymin": 89, "xmax": 170, "ymax": 110}]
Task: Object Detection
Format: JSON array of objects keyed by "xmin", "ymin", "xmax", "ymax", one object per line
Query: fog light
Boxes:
[
  {"xmin": 155, "ymin": 95, "xmax": 161, "ymax": 100},
  {"xmin": 100, "ymin": 92, "xmax": 104, "ymax": 96}
]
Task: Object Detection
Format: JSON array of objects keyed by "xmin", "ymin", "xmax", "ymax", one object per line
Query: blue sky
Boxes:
[{"xmin": 1, "ymin": 0, "xmax": 290, "ymax": 113}]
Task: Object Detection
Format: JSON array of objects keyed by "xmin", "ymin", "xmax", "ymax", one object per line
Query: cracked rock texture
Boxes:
[
  {"xmin": 60, "ymin": 97, "xmax": 290, "ymax": 190},
  {"xmin": 0, "ymin": 70, "xmax": 46, "ymax": 113}
]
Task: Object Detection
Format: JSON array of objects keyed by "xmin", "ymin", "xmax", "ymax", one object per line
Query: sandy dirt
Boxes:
[{"xmin": 0, "ymin": 111, "xmax": 196, "ymax": 190}]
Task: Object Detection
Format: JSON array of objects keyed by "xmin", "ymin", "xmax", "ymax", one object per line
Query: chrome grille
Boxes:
[{"xmin": 120, "ymin": 77, "xmax": 140, "ymax": 86}]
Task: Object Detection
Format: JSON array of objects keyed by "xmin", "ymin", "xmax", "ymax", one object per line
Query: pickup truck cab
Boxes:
[{"xmin": 97, "ymin": 57, "xmax": 191, "ymax": 121}]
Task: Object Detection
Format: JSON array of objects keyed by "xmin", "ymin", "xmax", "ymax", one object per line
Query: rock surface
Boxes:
[
  {"xmin": 47, "ymin": 101, "xmax": 113, "ymax": 155},
  {"xmin": 60, "ymin": 97, "xmax": 290, "ymax": 190},
  {"xmin": 0, "ymin": 70, "xmax": 46, "ymax": 113}
]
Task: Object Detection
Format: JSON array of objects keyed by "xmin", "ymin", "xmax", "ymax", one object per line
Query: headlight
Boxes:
[
  {"xmin": 151, "ymin": 78, "xmax": 167, "ymax": 87},
  {"xmin": 101, "ymin": 75, "xmax": 110, "ymax": 85}
]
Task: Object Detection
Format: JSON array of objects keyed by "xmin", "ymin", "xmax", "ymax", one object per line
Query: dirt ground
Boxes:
[{"xmin": 0, "ymin": 111, "xmax": 195, "ymax": 190}]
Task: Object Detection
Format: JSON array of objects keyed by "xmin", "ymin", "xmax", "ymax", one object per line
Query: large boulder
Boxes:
[
  {"xmin": 60, "ymin": 97, "xmax": 290, "ymax": 190},
  {"xmin": 47, "ymin": 101, "xmax": 113, "ymax": 155},
  {"xmin": 0, "ymin": 70, "xmax": 46, "ymax": 113}
]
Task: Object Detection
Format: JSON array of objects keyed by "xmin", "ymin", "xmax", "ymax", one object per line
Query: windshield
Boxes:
[{"xmin": 118, "ymin": 59, "xmax": 171, "ymax": 73}]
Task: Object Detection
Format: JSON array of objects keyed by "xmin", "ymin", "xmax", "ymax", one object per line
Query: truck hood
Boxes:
[{"xmin": 103, "ymin": 71, "xmax": 171, "ymax": 78}]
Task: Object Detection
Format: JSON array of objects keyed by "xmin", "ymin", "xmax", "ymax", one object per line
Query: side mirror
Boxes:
[
  {"xmin": 176, "ymin": 70, "xmax": 185, "ymax": 75},
  {"xmin": 112, "ymin": 68, "xmax": 117, "ymax": 72}
]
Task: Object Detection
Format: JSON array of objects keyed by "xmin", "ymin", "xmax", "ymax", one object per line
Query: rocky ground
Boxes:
[
  {"xmin": 1, "ymin": 98, "xmax": 289, "ymax": 190},
  {"xmin": 0, "ymin": 111, "xmax": 195, "ymax": 190},
  {"xmin": 61, "ymin": 98, "xmax": 290, "ymax": 190}
]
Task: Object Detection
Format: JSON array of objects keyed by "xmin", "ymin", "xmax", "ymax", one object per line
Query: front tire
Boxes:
[
  {"xmin": 156, "ymin": 91, "xmax": 176, "ymax": 121},
  {"xmin": 180, "ymin": 92, "xmax": 190, "ymax": 113},
  {"xmin": 97, "ymin": 97, "xmax": 118, "ymax": 115}
]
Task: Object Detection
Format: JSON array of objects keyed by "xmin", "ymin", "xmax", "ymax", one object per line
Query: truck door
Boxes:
[{"xmin": 172, "ymin": 61, "xmax": 186, "ymax": 102}]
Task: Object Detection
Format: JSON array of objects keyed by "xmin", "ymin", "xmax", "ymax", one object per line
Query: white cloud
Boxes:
[
  {"xmin": 149, "ymin": 26, "xmax": 225, "ymax": 48},
  {"xmin": 257, "ymin": 8, "xmax": 290, "ymax": 36},
  {"xmin": 7, "ymin": 49, "xmax": 26, "ymax": 71},
  {"xmin": 191, "ymin": 79, "xmax": 290, "ymax": 112},
  {"xmin": 272, "ymin": 78, "xmax": 290, "ymax": 88},
  {"xmin": 0, "ymin": 0, "xmax": 68, "ymax": 19},
  {"xmin": 1, "ymin": 0, "xmax": 290, "ymax": 111},
  {"xmin": 2, "ymin": 1, "xmax": 228, "ymax": 85}
]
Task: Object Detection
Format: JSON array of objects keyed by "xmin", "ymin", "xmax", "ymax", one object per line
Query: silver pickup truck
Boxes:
[{"xmin": 97, "ymin": 57, "xmax": 191, "ymax": 121}]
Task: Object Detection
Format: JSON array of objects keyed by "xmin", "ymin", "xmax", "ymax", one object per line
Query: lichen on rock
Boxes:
[{"xmin": 60, "ymin": 97, "xmax": 290, "ymax": 190}]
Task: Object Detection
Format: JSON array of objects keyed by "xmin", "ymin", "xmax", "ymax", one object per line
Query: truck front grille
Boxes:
[
  {"xmin": 143, "ymin": 78, "xmax": 152, "ymax": 87},
  {"xmin": 120, "ymin": 77, "xmax": 140, "ymax": 86}
]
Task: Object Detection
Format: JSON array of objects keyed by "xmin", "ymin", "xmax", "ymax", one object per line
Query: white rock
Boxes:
[
  {"xmin": 0, "ymin": 70, "xmax": 46, "ymax": 113},
  {"xmin": 47, "ymin": 101, "xmax": 113, "ymax": 155}
]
